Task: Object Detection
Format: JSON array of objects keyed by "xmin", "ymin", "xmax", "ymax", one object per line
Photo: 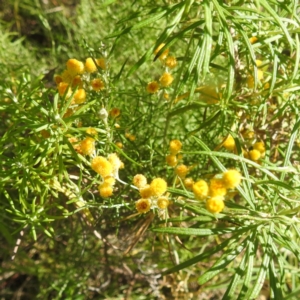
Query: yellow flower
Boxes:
[
  {"xmin": 109, "ymin": 108, "xmax": 121, "ymax": 118},
  {"xmin": 146, "ymin": 81, "xmax": 160, "ymax": 94},
  {"xmin": 115, "ymin": 142, "xmax": 123, "ymax": 149},
  {"xmin": 222, "ymin": 169, "xmax": 242, "ymax": 189},
  {"xmin": 98, "ymin": 182, "xmax": 113, "ymax": 198},
  {"xmin": 249, "ymin": 149, "xmax": 261, "ymax": 161},
  {"xmin": 206, "ymin": 196, "xmax": 225, "ymax": 213},
  {"xmin": 54, "ymin": 75, "xmax": 63, "ymax": 85},
  {"xmin": 159, "ymin": 72, "xmax": 174, "ymax": 87},
  {"xmin": 96, "ymin": 58, "xmax": 107, "ymax": 70},
  {"xmin": 61, "ymin": 70, "xmax": 74, "ymax": 84},
  {"xmin": 154, "ymin": 43, "xmax": 169, "ymax": 60},
  {"xmin": 125, "ymin": 132, "xmax": 136, "ymax": 141},
  {"xmin": 104, "ymin": 176, "xmax": 116, "ymax": 186},
  {"xmin": 73, "ymin": 89, "xmax": 86, "ymax": 104},
  {"xmin": 192, "ymin": 180, "xmax": 209, "ymax": 200},
  {"xmin": 91, "ymin": 78, "xmax": 105, "ymax": 91},
  {"xmin": 166, "ymin": 154, "xmax": 178, "ymax": 167},
  {"xmin": 86, "ymin": 127, "xmax": 98, "ymax": 136},
  {"xmin": 136, "ymin": 198, "xmax": 151, "ymax": 213},
  {"xmin": 150, "ymin": 178, "xmax": 167, "ymax": 196},
  {"xmin": 66, "ymin": 59, "xmax": 85, "ymax": 76},
  {"xmin": 222, "ymin": 135, "xmax": 236, "ymax": 151},
  {"xmin": 165, "ymin": 56, "xmax": 177, "ymax": 69},
  {"xmin": 85, "ymin": 57, "xmax": 97, "ymax": 73},
  {"xmin": 108, "ymin": 153, "xmax": 124, "ymax": 171},
  {"xmin": 79, "ymin": 137, "xmax": 95, "ymax": 156},
  {"xmin": 139, "ymin": 184, "xmax": 153, "ymax": 198},
  {"xmin": 169, "ymin": 139, "xmax": 182, "ymax": 155},
  {"xmin": 91, "ymin": 156, "xmax": 113, "ymax": 177},
  {"xmin": 157, "ymin": 197, "xmax": 169, "ymax": 209},
  {"xmin": 57, "ymin": 82, "xmax": 72, "ymax": 98},
  {"xmin": 249, "ymin": 36, "xmax": 258, "ymax": 44},
  {"xmin": 175, "ymin": 164, "xmax": 189, "ymax": 179},
  {"xmin": 209, "ymin": 177, "xmax": 227, "ymax": 197},
  {"xmin": 253, "ymin": 141, "xmax": 265, "ymax": 155},
  {"xmin": 133, "ymin": 174, "xmax": 147, "ymax": 189},
  {"xmin": 72, "ymin": 75, "xmax": 83, "ymax": 88},
  {"xmin": 183, "ymin": 177, "xmax": 194, "ymax": 190}
]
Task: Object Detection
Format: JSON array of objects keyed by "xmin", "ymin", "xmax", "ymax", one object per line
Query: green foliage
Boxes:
[{"xmin": 1, "ymin": 0, "xmax": 300, "ymax": 298}]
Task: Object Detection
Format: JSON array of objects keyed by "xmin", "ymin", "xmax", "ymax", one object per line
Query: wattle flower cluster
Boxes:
[
  {"xmin": 133, "ymin": 175, "xmax": 169, "ymax": 214},
  {"xmin": 91, "ymin": 153, "xmax": 124, "ymax": 198},
  {"xmin": 54, "ymin": 57, "xmax": 107, "ymax": 117},
  {"xmin": 193, "ymin": 169, "xmax": 242, "ymax": 214},
  {"xmin": 146, "ymin": 43, "xmax": 177, "ymax": 94}
]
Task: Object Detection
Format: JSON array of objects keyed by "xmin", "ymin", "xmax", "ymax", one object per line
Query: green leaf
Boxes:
[
  {"xmin": 222, "ymin": 231, "xmax": 257, "ymax": 299},
  {"xmin": 198, "ymin": 236, "xmax": 249, "ymax": 285},
  {"xmin": 161, "ymin": 231, "xmax": 243, "ymax": 275}
]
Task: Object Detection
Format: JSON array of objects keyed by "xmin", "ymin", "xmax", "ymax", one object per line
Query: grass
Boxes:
[{"xmin": 1, "ymin": 0, "xmax": 300, "ymax": 299}]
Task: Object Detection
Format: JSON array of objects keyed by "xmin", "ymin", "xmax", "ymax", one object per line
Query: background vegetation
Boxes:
[{"xmin": 1, "ymin": 0, "xmax": 300, "ymax": 299}]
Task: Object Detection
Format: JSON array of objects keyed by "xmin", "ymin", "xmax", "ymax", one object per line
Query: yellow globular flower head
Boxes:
[
  {"xmin": 125, "ymin": 132, "xmax": 136, "ymax": 141},
  {"xmin": 150, "ymin": 178, "xmax": 167, "ymax": 197},
  {"xmin": 169, "ymin": 139, "xmax": 182, "ymax": 155},
  {"xmin": 96, "ymin": 58, "xmax": 107, "ymax": 70},
  {"xmin": 66, "ymin": 59, "xmax": 85, "ymax": 76},
  {"xmin": 54, "ymin": 75, "xmax": 63, "ymax": 85},
  {"xmin": 136, "ymin": 198, "xmax": 151, "ymax": 214},
  {"xmin": 165, "ymin": 56, "xmax": 177, "ymax": 69},
  {"xmin": 222, "ymin": 169, "xmax": 242, "ymax": 189},
  {"xmin": 249, "ymin": 36, "xmax": 258, "ymax": 44},
  {"xmin": 61, "ymin": 70, "xmax": 74, "ymax": 84},
  {"xmin": 86, "ymin": 127, "xmax": 98, "ymax": 136},
  {"xmin": 157, "ymin": 197, "xmax": 170, "ymax": 209},
  {"xmin": 115, "ymin": 142, "xmax": 123, "ymax": 149},
  {"xmin": 253, "ymin": 141, "xmax": 265, "ymax": 156},
  {"xmin": 154, "ymin": 43, "xmax": 169, "ymax": 60},
  {"xmin": 166, "ymin": 154, "xmax": 178, "ymax": 167},
  {"xmin": 206, "ymin": 196, "xmax": 225, "ymax": 214},
  {"xmin": 73, "ymin": 89, "xmax": 86, "ymax": 104},
  {"xmin": 175, "ymin": 164, "xmax": 189, "ymax": 179},
  {"xmin": 133, "ymin": 174, "xmax": 147, "ymax": 189},
  {"xmin": 72, "ymin": 75, "xmax": 83, "ymax": 88},
  {"xmin": 79, "ymin": 137, "xmax": 95, "ymax": 156},
  {"xmin": 91, "ymin": 78, "xmax": 105, "ymax": 91},
  {"xmin": 104, "ymin": 176, "xmax": 116, "ymax": 186},
  {"xmin": 222, "ymin": 135, "xmax": 236, "ymax": 151},
  {"xmin": 98, "ymin": 182, "xmax": 113, "ymax": 198},
  {"xmin": 91, "ymin": 156, "xmax": 113, "ymax": 177},
  {"xmin": 58, "ymin": 82, "xmax": 72, "ymax": 98},
  {"xmin": 249, "ymin": 149, "xmax": 261, "ymax": 161},
  {"xmin": 192, "ymin": 180, "xmax": 209, "ymax": 200},
  {"xmin": 184, "ymin": 177, "xmax": 194, "ymax": 190},
  {"xmin": 85, "ymin": 57, "xmax": 97, "ymax": 73},
  {"xmin": 109, "ymin": 108, "xmax": 121, "ymax": 118},
  {"xmin": 108, "ymin": 153, "xmax": 124, "ymax": 171},
  {"xmin": 242, "ymin": 130, "xmax": 255, "ymax": 140},
  {"xmin": 209, "ymin": 177, "xmax": 227, "ymax": 197},
  {"xmin": 159, "ymin": 72, "xmax": 174, "ymax": 87},
  {"xmin": 139, "ymin": 184, "xmax": 153, "ymax": 198},
  {"xmin": 146, "ymin": 81, "xmax": 160, "ymax": 94}
]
